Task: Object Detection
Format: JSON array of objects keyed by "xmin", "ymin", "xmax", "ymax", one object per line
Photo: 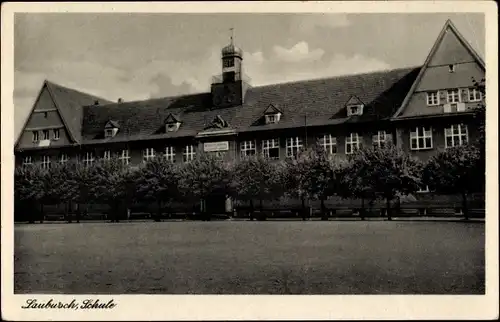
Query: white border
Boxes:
[{"xmin": 2, "ymin": 2, "xmax": 498, "ymax": 320}]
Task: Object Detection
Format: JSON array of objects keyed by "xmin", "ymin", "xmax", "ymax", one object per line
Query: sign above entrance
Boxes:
[{"xmin": 204, "ymin": 141, "xmax": 229, "ymax": 152}]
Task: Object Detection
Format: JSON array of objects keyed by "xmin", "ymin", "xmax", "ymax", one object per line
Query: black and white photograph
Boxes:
[{"xmin": 1, "ymin": 1, "xmax": 498, "ymax": 321}]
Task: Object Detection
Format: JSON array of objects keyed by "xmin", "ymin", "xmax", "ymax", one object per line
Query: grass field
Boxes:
[{"xmin": 14, "ymin": 221, "xmax": 484, "ymax": 294}]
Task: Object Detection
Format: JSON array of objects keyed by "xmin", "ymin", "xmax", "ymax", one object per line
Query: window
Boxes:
[
  {"xmin": 417, "ymin": 185, "xmax": 430, "ymax": 193},
  {"xmin": 82, "ymin": 152, "xmax": 95, "ymax": 166},
  {"xmin": 32, "ymin": 131, "xmax": 39, "ymax": 142},
  {"xmin": 410, "ymin": 127, "xmax": 433, "ymax": 150},
  {"xmin": 240, "ymin": 140, "xmax": 256, "ymax": 157},
  {"xmin": 372, "ymin": 131, "xmax": 392, "ymax": 148},
  {"xmin": 183, "ymin": 145, "xmax": 196, "ymax": 162},
  {"xmin": 265, "ymin": 114, "xmax": 281, "ymax": 124},
  {"xmin": 103, "ymin": 150, "xmax": 111, "ymax": 161},
  {"xmin": 426, "ymin": 91, "xmax": 440, "ymax": 106},
  {"xmin": 119, "ymin": 149, "xmax": 130, "ymax": 165},
  {"xmin": 345, "ymin": 133, "xmax": 360, "ymax": 154},
  {"xmin": 42, "ymin": 130, "xmax": 49, "ymax": 140},
  {"xmin": 448, "ymin": 64, "xmax": 455, "ymax": 73},
  {"xmin": 262, "ymin": 139, "xmax": 280, "ymax": 160},
  {"xmin": 223, "ymin": 59, "xmax": 234, "ymax": 68},
  {"xmin": 447, "ymin": 89, "xmax": 461, "ymax": 103},
  {"xmin": 347, "ymin": 105, "xmax": 363, "ymax": 116},
  {"xmin": 320, "ymin": 134, "xmax": 337, "ymax": 154},
  {"xmin": 445, "ymin": 124, "xmax": 468, "ymax": 148},
  {"xmin": 43, "ymin": 112, "xmax": 48, "ymax": 118},
  {"xmin": 41, "ymin": 155, "xmax": 51, "ymax": 169},
  {"xmin": 53, "ymin": 129, "xmax": 60, "ymax": 140},
  {"xmin": 105, "ymin": 129, "xmax": 115, "ymax": 138},
  {"xmin": 59, "ymin": 153, "xmax": 68, "ymax": 164},
  {"xmin": 143, "ymin": 148, "xmax": 155, "ymax": 162},
  {"xmin": 23, "ymin": 156, "xmax": 32, "ymax": 167},
  {"xmin": 164, "ymin": 146, "xmax": 175, "ymax": 162},
  {"xmin": 285, "ymin": 137, "xmax": 303, "ymax": 158},
  {"xmin": 166, "ymin": 122, "xmax": 180, "ymax": 132},
  {"xmin": 468, "ymin": 88, "xmax": 482, "ymax": 102}
]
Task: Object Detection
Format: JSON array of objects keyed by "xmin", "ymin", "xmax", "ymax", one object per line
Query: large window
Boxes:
[
  {"xmin": 42, "ymin": 130, "xmax": 50, "ymax": 140},
  {"xmin": 119, "ymin": 149, "xmax": 130, "ymax": 165},
  {"xmin": 53, "ymin": 129, "xmax": 60, "ymax": 140},
  {"xmin": 32, "ymin": 131, "xmax": 39, "ymax": 142},
  {"xmin": 83, "ymin": 152, "xmax": 95, "ymax": 166},
  {"xmin": 262, "ymin": 139, "xmax": 280, "ymax": 160},
  {"xmin": 426, "ymin": 91, "xmax": 440, "ymax": 106},
  {"xmin": 59, "ymin": 153, "xmax": 68, "ymax": 164},
  {"xmin": 240, "ymin": 140, "xmax": 256, "ymax": 158},
  {"xmin": 468, "ymin": 88, "xmax": 482, "ymax": 102},
  {"xmin": 372, "ymin": 131, "xmax": 391, "ymax": 148},
  {"xmin": 319, "ymin": 134, "xmax": 337, "ymax": 155},
  {"xmin": 103, "ymin": 150, "xmax": 111, "ymax": 161},
  {"xmin": 183, "ymin": 145, "xmax": 196, "ymax": 162},
  {"xmin": 143, "ymin": 148, "xmax": 155, "ymax": 162},
  {"xmin": 410, "ymin": 127, "xmax": 433, "ymax": 150},
  {"xmin": 23, "ymin": 156, "xmax": 32, "ymax": 167},
  {"xmin": 447, "ymin": 89, "xmax": 461, "ymax": 103},
  {"xmin": 165, "ymin": 146, "xmax": 175, "ymax": 162},
  {"xmin": 345, "ymin": 133, "xmax": 360, "ymax": 154},
  {"xmin": 445, "ymin": 124, "xmax": 468, "ymax": 148},
  {"xmin": 286, "ymin": 137, "xmax": 303, "ymax": 158},
  {"xmin": 41, "ymin": 155, "xmax": 51, "ymax": 169}
]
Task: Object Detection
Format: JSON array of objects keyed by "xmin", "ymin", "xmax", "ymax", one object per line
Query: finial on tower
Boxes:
[
  {"xmin": 229, "ymin": 27, "xmax": 234, "ymax": 45},
  {"xmin": 221, "ymin": 27, "xmax": 243, "ymax": 59}
]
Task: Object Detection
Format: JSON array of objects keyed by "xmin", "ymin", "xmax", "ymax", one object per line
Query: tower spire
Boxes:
[{"xmin": 229, "ymin": 27, "xmax": 234, "ymax": 45}]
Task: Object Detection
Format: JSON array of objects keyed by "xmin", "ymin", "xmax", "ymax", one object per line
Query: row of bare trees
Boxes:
[{"xmin": 15, "ymin": 141, "xmax": 484, "ymax": 223}]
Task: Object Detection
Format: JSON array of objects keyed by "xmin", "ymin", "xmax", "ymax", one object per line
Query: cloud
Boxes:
[
  {"xmin": 149, "ymin": 74, "xmax": 197, "ymax": 99},
  {"xmin": 244, "ymin": 51, "xmax": 391, "ymax": 86},
  {"xmin": 272, "ymin": 41, "xmax": 325, "ymax": 63}
]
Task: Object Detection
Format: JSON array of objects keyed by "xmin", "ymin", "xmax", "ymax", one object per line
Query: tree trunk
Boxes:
[
  {"xmin": 65, "ymin": 201, "xmax": 72, "ymax": 223},
  {"xmin": 360, "ymin": 196, "xmax": 365, "ymax": 221},
  {"xmin": 461, "ymin": 191, "xmax": 469, "ymax": 221},
  {"xmin": 320, "ymin": 198, "xmax": 327, "ymax": 221},
  {"xmin": 259, "ymin": 198, "xmax": 265, "ymax": 221},
  {"xmin": 76, "ymin": 203, "xmax": 81, "ymax": 223},
  {"xmin": 39, "ymin": 202, "xmax": 44, "ymax": 223},
  {"xmin": 28, "ymin": 202, "xmax": 35, "ymax": 223},
  {"xmin": 155, "ymin": 200, "xmax": 162, "ymax": 222},
  {"xmin": 386, "ymin": 197, "xmax": 392, "ymax": 221},
  {"xmin": 249, "ymin": 199, "xmax": 254, "ymax": 221},
  {"xmin": 301, "ymin": 197, "xmax": 306, "ymax": 221}
]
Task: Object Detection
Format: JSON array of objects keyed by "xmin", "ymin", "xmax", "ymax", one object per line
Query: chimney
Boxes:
[{"xmin": 118, "ymin": 98, "xmax": 123, "ymax": 103}]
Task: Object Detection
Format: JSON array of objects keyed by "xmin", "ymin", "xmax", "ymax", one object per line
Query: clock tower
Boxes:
[{"xmin": 211, "ymin": 30, "xmax": 250, "ymax": 108}]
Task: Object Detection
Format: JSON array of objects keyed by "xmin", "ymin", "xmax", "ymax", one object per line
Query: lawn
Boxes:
[{"xmin": 14, "ymin": 221, "xmax": 484, "ymax": 294}]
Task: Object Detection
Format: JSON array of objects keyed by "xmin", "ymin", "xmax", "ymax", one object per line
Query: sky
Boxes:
[{"xmin": 14, "ymin": 13, "xmax": 485, "ymax": 136}]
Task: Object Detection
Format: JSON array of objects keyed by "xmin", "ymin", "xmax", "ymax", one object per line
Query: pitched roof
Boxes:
[
  {"xmin": 105, "ymin": 120, "xmax": 120, "ymax": 128},
  {"xmin": 45, "ymin": 80, "xmax": 113, "ymax": 142},
  {"xmin": 392, "ymin": 19, "xmax": 485, "ymax": 119},
  {"xmin": 81, "ymin": 66, "xmax": 420, "ymax": 144}
]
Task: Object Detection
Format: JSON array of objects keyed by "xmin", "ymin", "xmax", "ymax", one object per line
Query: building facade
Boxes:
[{"xmin": 15, "ymin": 20, "xmax": 485, "ymax": 181}]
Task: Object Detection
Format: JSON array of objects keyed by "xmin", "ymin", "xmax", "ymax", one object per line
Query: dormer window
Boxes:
[
  {"xmin": 263, "ymin": 104, "xmax": 283, "ymax": 125},
  {"xmin": 104, "ymin": 120, "xmax": 119, "ymax": 138},
  {"xmin": 105, "ymin": 128, "xmax": 117, "ymax": 138},
  {"xmin": 347, "ymin": 104, "xmax": 364, "ymax": 116},
  {"xmin": 265, "ymin": 113, "xmax": 281, "ymax": 124},
  {"xmin": 164, "ymin": 114, "xmax": 182, "ymax": 132},
  {"xmin": 345, "ymin": 95, "xmax": 364, "ymax": 117},
  {"xmin": 166, "ymin": 122, "xmax": 181, "ymax": 132}
]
